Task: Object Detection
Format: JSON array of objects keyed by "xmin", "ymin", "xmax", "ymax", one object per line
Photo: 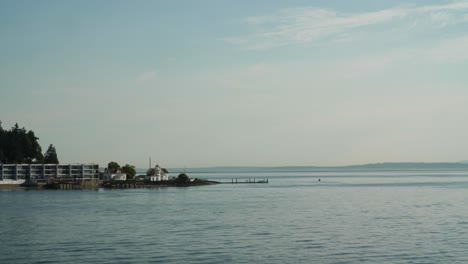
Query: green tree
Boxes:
[
  {"xmin": 43, "ymin": 144, "xmax": 59, "ymax": 164},
  {"xmin": 27, "ymin": 131, "xmax": 43, "ymax": 163},
  {"xmin": 0, "ymin": 121, "xmax": 4, "ymax": 162},
  {"xmin": 175, "ymin": 173, "xmax": 190, "ymax": 186},
  {"xmin": 0, "ymin": 148, "xmax": 5, "ymax": 163},
  {"xmin": 107, "ymin": 161, "xmax": 121, "ymax": 173},
  {"xmin": 121, "ymin": 164, "xmax": 136, "ymax": 179},
  {"xmin": 0, "ymin": 121, "xmax": 44, "ymax": 163}
]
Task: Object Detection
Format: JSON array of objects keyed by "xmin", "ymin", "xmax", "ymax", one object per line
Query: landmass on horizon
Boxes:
[{"xmin": 169, "ymin": 162, "xmax": 468, "ymax": 173}]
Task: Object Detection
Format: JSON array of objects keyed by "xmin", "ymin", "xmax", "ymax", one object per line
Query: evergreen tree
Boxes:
[
  {"xmin": 0, "ymin": 121, "xmax": 50, "ymax": 163},
  {"xmin": 0, "ymin": 121, "xmax": 4, "ymax": 163},
  {"xmin": 0, "ymin": 148, "xmax": 5, "ymax": 163},
  {"xmin": 43, "ymin": 144, "xmax": 59, "ymax": 164},
  {"xmin": 27, "ymin": 131, "xmax": 43, "ymax": 162}
]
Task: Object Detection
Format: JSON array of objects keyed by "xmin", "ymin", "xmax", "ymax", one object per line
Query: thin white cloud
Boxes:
[
  {"xmin": 229, "ymin": 1, "xmax": 468, "ymax": 49},
  {"xmin": 313, "ymin": 35, "xmax": 468, "ymax": 82},
  {"xmin": 223, "ymin": 37, "xmax": 248, "ymax": 45},
  {"xmin": 136, "ymin": 70, "xmax": 158, "ymax": 83},
  {"xmin": 247, "ymin": 63, "xmax": 270, "ymax": 74},
  {"xmin": 416, "ymin": 1, "xmax": 468, "ymax": 12},
  {"xmin": 425, "ymin": 35, "xmax": 468, "ymax": 63}
]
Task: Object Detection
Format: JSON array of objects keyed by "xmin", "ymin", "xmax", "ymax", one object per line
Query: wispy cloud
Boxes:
[
  {"xmin": 247, "ymin": 63, "xmax": 271, "ymax": 74},
  {"xmin": 228, "ymin": 1, "xmax": 468, "ymax": 49},
  {"xmin": 136, "ymin": 70, "xmax": 158, "ymax": 83},
  {"xmin": 311, "ymin": 35, "xmax": 468, "ymax": 82},
  {"xmin": 425, "ymin": 35, "xmax": 468, "ymax": 63}
]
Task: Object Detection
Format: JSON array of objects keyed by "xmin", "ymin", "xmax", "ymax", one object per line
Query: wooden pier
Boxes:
[
  {"xmin": 225, "ymin": 178, "xmax": 269, "ymax": 184},
  {"xmin": 43, "ymin": 179, "xmax": 100, "ymax": 190},
  {"xmin": 101, "ymin": 180, "xmax": 147, "ymax": 189},
  {"xmin": 41, "ymin": 177, "xmax": 268, "ymax": 190}
]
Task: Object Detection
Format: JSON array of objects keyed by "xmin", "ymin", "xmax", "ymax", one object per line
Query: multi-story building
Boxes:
[{"xmin": 0, "ymin": 164, "xmax": 99, "ymax": 184}]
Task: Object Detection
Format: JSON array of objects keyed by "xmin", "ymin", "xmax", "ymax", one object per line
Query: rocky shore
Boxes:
[{"xmin": 0, "ymin": 174, "xmax": 218, "ymax": 191}]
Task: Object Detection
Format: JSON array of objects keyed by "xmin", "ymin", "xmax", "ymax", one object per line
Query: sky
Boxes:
[{"xmin": 1, "ymin": 0, "xmax": 468, "ymax": 168}]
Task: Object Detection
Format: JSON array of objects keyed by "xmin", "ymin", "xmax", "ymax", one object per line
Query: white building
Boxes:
[
  {"xmin": 102, "ymin": 169, "xmax": 127, "ymax": 181},
  {"xmin": 146, "ymin": 164, "xmax": 169, "ymax": 181},
  {"xmin": 0, "ymin": 164, "xmax": 99, "ymax": 184}
]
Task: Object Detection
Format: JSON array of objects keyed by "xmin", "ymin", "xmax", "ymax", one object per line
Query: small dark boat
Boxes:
[
  {"xmin": 43, "ymin": 182, "xmax": 60, "ymax": 190},
  {"xmin": 20, "ymin": 180, "xmax": 39, "ymax": 188}
]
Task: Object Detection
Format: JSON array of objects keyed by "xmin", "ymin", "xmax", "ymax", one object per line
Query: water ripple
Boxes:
[{"xmin": 2, "ymin": 172, "xmax": 468, "ymax": 263}]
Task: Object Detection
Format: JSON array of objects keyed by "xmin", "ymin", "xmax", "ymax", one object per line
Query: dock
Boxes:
[
  {"xmin": 43, "ymin": 179, "xmax": 100, "ymax": 190},
  {"xmin": 27, "ymin": 177, "xmax": 269, "ymax": 190},
  {"xmin": 223, "ymin": 178, "xmax": 269, "ymax": 184}
]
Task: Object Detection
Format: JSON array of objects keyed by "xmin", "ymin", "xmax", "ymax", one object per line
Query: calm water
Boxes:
[{"xmin": 2, "ymin": 170, "xmax": 468, "ymax": 263}]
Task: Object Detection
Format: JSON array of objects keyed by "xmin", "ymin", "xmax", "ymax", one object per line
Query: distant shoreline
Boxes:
[
  {"xmin": 167, "ymin": 162, "xmax": 468, "ymax": 173},
  {"xmin": 0, "ymin": 179, "xmax": 220, "ymax": 191}
]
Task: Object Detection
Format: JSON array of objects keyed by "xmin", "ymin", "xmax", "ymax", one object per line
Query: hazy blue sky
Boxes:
[{"xmin": 1, "ymin": 0, "xmax": 468, "ymax": 168}]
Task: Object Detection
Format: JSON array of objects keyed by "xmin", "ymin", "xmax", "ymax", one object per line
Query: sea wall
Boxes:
[{"xmin": 0, "ymin": 179, "xmax": 25, "ymax": 184}]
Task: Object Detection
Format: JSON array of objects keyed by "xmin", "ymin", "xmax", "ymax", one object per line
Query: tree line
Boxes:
[
  {"xmin": 107, "ymin": 161, "xmax": 136, "ymax": 178},
  {"xmin": 0, "ymin": 121, "xmax": 59, "ymax": 164}
]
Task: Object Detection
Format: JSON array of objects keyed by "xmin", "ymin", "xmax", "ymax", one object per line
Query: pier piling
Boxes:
[{"xmin": 228, "ymin": 178, "xmax": 268, "ymax": 184}]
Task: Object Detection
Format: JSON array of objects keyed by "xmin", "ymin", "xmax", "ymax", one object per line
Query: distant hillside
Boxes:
[
  {"xmin": 342, "ymin": 162, "xmax": 468, "ymax": 170},
  {"xmin": 165, "ymin": 162, "xmax": 468, "ymax": 173}
]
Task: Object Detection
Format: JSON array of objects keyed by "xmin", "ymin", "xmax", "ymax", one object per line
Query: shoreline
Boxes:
[
  {"xmin": 0, "ymin": 180, "xmax": 220, "ymax": 191},
  {"xmin": 0, "ymin": 184, "xmax": 22, "ymax": 190}
]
